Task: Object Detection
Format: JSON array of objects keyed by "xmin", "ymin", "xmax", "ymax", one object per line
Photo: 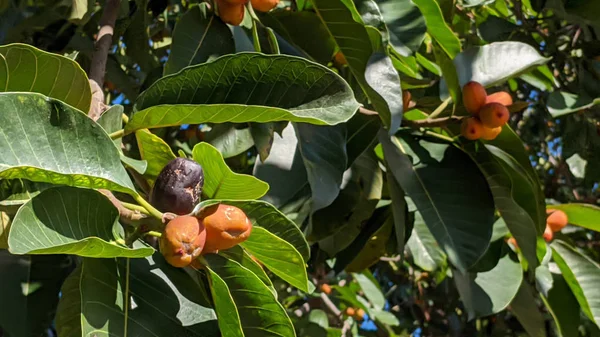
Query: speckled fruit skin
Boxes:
[
  {"xmin": 198, "ymin": 204, "xmax": 253, "ymax": 253},
  {"xmin": 546, "ymin": 209, "xmax": 568, "ymax": 232},
  {"xmin": 160, "ymin": 216, "xmax": 207, "ymax": 268},
  {"xmin": 462, "ymin": 81, "xmax": 487, "ymax": 115},
  {"xmin": 150, "ymin": 158, "xmax": 204, "ymax": 215},
  {"xmin": 251, "ymin": 0, "xmax": 279, "ymax": 12}
]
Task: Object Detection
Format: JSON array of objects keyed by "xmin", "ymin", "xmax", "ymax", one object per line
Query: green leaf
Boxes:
[
  {"xmin": 412, "ymin": 0, "xmax": 461, "ymax": 58},
  {"xmin": 548, "ymin": 203, "xmax": 600, "ymax": 232},
  {"xmin": 8, "ymin": 187, "xmax": 153, "ymax": 258},
  {"xmin": 353, "ymin": 272, "xmax": 385, "ymax": 310},
  {"xmin": 164, "ymin": 3, "xmax": 235, "ymax": 75},
  {"xmin": 0, "ymin": 212, "xmax": 9, "ymax": 248},
  {"xmin": 406, "ymin": 209, "xmax": 447, "ymax": 272},
  {"xmin": 440, "ymin": 42, "xmax": 550, "ymax": 97},
  {"xmin": 464, "ymin": 144, "xmax": 540, "ymax": 271},
  {"xmin": 295, "ymin": 123, "xmax": 347, "ymax": 213},
  {"xmin": 433, "ymin": 40, "xmax": 461, "ymax": 107},
  {"xmin": 509, "ymin": 282, "xmax": 547, "ymax": 337},
  {"xmin": 309, "ymin": 0, "xmax": 399, "ymax": 130},
  {"xmin": 454, "ymin": 252, "xmax": 523, "ymax": 319},
  {"xmin": 0, "ymin": 93, "xmax": 137, "ymax": 195},
  {"xmin": 374, "ymin": 0, "xmax": 427, "ymax": 54},
  {"xmin": 552, "ymin": 240, "xmax": 600, "ymax": 326},
  {"xmin": 136, "ymin": 129, "xmax": 177, "ymax": 185},
  {"xmin": 56, "ymin": 254, "xmax": 219, "ymax": 336},
  {"xmin": 540, "ymin": 272, "xmax": 581, "ymax": 337},
  {"xmin": 97, "ymin": 104, "xmax": 124, "ymax": 138},
  {"xmin": 0, "ymin": 252, "xmax": 73, "ymax": 337},
  {"xmin": 219, "ymin": 245, "xmax": 275, "ymax": 296},
  {"xmin": 205, "ymin": 253, "xmax": 296, "ymax": 337},
  {"xmin": 241, "ymin": 227, "xmax": 309, "ymax": 292},
  {"xmin": 120, "ymin": 154, "xmax": 147, "ymax": 175},
  {"xmin": 380, "ymin": 131, "xmax": 495, "ymax": 271},
  {"xmin": 192, "ymin": 142, "xmax": 269, "ymax": 200},
  {"xmin": 372, "ymin": 310, "xmax": 400, "ymax": 326},
  {"xmin": 547, "ymin": 91, "xmax": 600, "ymax": 117},
  {"xmin": 127, "ymin": 53, "xmax": 359, "ymax": 132},
  {"xmin": 308, "ymin": 309, "xmax": 329, "ymax": 328},
  {"xmin": 207, "ymin": 123, "xmax": 255, "ymax": 159},
  {"xmin": 0, "ymin": 43, "xmax": 92, "ymax": 112},
  {"xmin": 364, "ymin": 52, "xmax": 404, "ymax": 131}
]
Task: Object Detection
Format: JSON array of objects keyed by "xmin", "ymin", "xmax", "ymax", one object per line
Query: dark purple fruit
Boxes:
[{"xmin": 150, "ymin": 158, "xmax": 204, "ymax": 215}]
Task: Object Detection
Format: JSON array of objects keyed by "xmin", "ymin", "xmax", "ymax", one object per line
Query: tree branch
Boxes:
[
  {"xmin": 99, "ymin": 189, "xmax": 148, "ymax": 225},
  {"xmin": 88, "ymin": 0, "xmax": 122, "ymax": 121},
  {"xmin": 358, "ymin": 107, "xmax": 464, "ymax": 128}
]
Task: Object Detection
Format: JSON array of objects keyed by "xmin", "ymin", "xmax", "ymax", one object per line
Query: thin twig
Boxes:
[
  {"xmin": 320, "ymin": 292, "xmax": 341, "ymax": 317},
  {"xmin": 99, "ymin": 189, "xmax": 148, "ymax": 225},
  {"xmin": 359, "ymin": 107, "xmax": 464, "ymax": 128}
]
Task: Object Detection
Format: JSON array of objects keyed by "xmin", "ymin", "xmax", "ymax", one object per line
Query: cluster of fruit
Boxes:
[
  {"xmin": 217, "ymin": 0, "xmax": 280, "ymax": 26},
  {"xmin": 460, "ymin": 81, "xmax": 513, "ymax": 141},
  {"xmin": 150, "ymin": 158, "xmax": 252, "ymax": 268},
  {"xmin": 507, "ymin": 209, "xmax": 568, "ymax": 247},
  {"xmin": 319, "ymin": 284, "xmax": 366, "ymax": 322}
]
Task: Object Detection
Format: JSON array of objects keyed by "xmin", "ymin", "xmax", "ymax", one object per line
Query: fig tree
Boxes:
[{"xmin": 150, "ymin": 158, "xmax": 204, "ymax": 215}]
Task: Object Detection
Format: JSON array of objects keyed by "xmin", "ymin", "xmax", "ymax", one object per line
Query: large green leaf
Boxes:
[
  {"xmin": 548, "ymin": 203, "xmax": 600, "ymax": 232},
  {"xmin": 552, "ymin": 240, "xmax": 600, "ymax": 326},
  {"xmin": 241, "ymin": 227, "xmax": 309, "ymax": 293},
  {"xmin": 205, "ymin": 253, "xmax": 296, "ymax": 337},
  {"xmin": 136, "ymin": 129, "xmax": 177, "ymax": 185},
  {"xmin": 0, "ymin": 43, "xmax": 92, "ymax": 112},
  {"xmin": 0, "ymin": 93, "xmax": 137, "ymax": 195},
  {"xmin": 309, "ymin": 0, "xmax": 402, "ymax": 131},
  {"xmin": 8, "ymin": 187, "xmax": 153, "ymax": 258},
  {"xmin": 0, "ymin": 252, "xmax": 73, "ymax": 337},
  {"xmin": 440, "ymin": 42, "xmax": 550, "ymax": 97},
  {"xmin": 219, "ymin": 246, "xmax": 275, "ymax": 296},
  {"xmin": 372, "ymin": 0, "xmax": 426, "ymax": 54},
  {"xmin": 412, "ymin": 0, "xmax": 461, "ymax": 59},
  {"xmin": 547, "ymin": 91, "xmax": 600, "ymax": 117},
  {"xmin": 353, "ymin": 272, "xmax": 385, "ymax": 310},
  {"xmin": 540, "ymin": 272, "xmax": 580, "ymax": 337},
  {"xmin": 206, "ymin": 123, "xmax": 255, "ymax": 159},
  {"xmin": 380, "ymin": 131, "xmax": 495, "ymax": 271},
  {"xmin": 127, "ymin": 53, "xmax": 359, "ymax": 132},
  {"xmin": 192, "ymin": 142, "xmax": 269, "ymax": 200},
  {"xmin": 464, "ymin": 144, "xmax": 540, "ymax": 271},
  {"xmin": 164, "ymin": 3, "xmax": 234, "ymax": 75},
  {"xmin": 56, "ymin": 254, "xmax": 219, "ymax": 336},
  {"xmin": 454, "ymin": 252, "xmax": 523, "ymax": 319}
]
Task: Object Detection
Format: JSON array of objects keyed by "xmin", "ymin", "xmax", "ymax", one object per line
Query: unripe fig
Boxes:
[
  {"xmin": 320, "ymin": 284, "xmax": 332, "ymax": 295},
  {"xmin": 485, "ymin": 91, "xmax": 513, "ymax": 106},
  {"xmin": 160, "ymin": 216, "xmax": 207, "ymax": 268},
  {"xmin": 462, "ymin": 81, "xmax": 487, "ymax": 115},
  {"xmin": 355, "ymin": 308, "xmax": 366, "ymax": 321},
  {"xmin": 198, "ymin": 204, "xmax": 253, "ymax": 253},
  {"xmin": 217, "ymin": 0, "xmax": 245, "ymax": 26},
  {"xmin": 251, "ymin": 0, "xmax": 279, "ymax": 12},
  {"xmin": 479, "ymin": 102, "xmax": 510, "ymax": 128},
  {"xmin": 460, "ymin": 117, "xmax": 484, "ymax": 140},
  {"xmin": 345, "ymin": 307, "xmax": 356, "ymax": 316},
  {"xmin": 543, "ymin": 225, "xmax": 554, "ymax": 242},
  {"xmin": 546, "ymin": 209, "xmax": 568, "ymax": 232},
  {"xmin": 480, "ymin": 126, "xmax": 502, "ymax": 140},
  {"xmin": 150, "ymin": 158, "xmax": 204, "ymax": 215}
]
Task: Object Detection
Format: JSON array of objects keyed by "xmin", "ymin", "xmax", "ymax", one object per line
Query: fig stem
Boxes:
[
  {"xmin": 121, "ymin": 202, "xmax": 150, "ymax": 215},
  {"xmin": 428, "ymin": 96, "xmax": 453, "ymax": 119},
  {"xmin": 109, "ymin": 129, "xmax": 125, "ymax": 140},
  {"xmin": 145, "ymin": 230, "xmax": 162, "ymax": 238},
  {"xmin": 251, "ymin": 20, "xmax": 261, "ymax": 53},
  {"xmin": 132, "ymin": 194, "xmax": 164, "ymax": 221},
  {"xmin": 122, "ymin": 113, "xmax": 129, "ymax": 124}
]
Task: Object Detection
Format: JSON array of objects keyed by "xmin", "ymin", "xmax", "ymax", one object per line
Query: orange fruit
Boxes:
[
  {"xmin": 507, "ymin": 237, "xmax": 518, "ymax": 249},
  {"xmin": 160, "ymin": 216, "xmax": 207, "ymax": 268},
  {"xmin": 345, "ymin": 307, "xmax": 356, "ymax": 316},
  {"xmin": 479, "ymin": 103, "xmax": 510, "ymax": 128},
  {"xmin": 402, "ymin": 91, "xmax": 412, "ymax": 111},
  {"xmin": 480, "ymin": 126, "xmax": 502, "ymax": 140},
  {"xmin": 251, "ymin": 0, "xmax": 279, "ymax": 12},
  {"xmin": 320, "ymin": 284, "xmax": 332, "ymax": 295},
  {"xmin": 462, "ymin": 81, "xmax": 487, "ymax": 115},
  {"xmin": 334, "ymin": 51, "xmax": 347, "ymax": 66},
  {"xmin": 217, "ymin": 0, "xmax": 245, "ymax": 26},
  {"xmin": 355, "ymin": 308, "xmax": 366, "ymax": 321},
  {"xmin": 546, "ymin": 209, "xmax": 568, "ymax": 232},
  {"xmin": 199, "ymin": 204, "xmax": 252, "ymax": 253},
  {"xmin": 543, "ymin": 225, "xmax": 554, "ymax": 242},
  {"xmin": 485, "ymin": 91, "xmax": 513, "ymax": 106},
  {"xmin": 460, "ymin": 117, "xmax": 485, "ymax": 140}
]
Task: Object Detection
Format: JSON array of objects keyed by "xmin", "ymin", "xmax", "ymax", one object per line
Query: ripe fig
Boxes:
[
  {"xmin": 150, "ymin": 158, "xmax": 204, "ymax": 215},
  {"xmin": 198, "ymin": 204, "xmax": 252, "ymax": 253},
  {"xmin": 462, "ymin": 81, "xmax": 487, "ymax": 115},
  {"xmin": 217, "ymin": 0, "xmax": 245, "ymax": 25},
  {"xmin": 160, "ymin": 216, "xmax": 207, "ymax": 268},
  {"xmin": 480, "ymin": 126, "xmax": 502, "ymax": 140},
  {"xmin": 546, "ymin": 209, "xmax": 568, "ymax": 232},
  {"xmin": 460, "ymin": 117, "xmax": 484, "ymax": 140},
  {"xmin": 479, "ymin": 102, "xmax": 510, "ymax": 128},
  {"xmin": 251, "ymin": 0, "xmax": 279, "ymax": 12},
  {"xmin": 485, "ymin": 91, "xmax": 513, "ymax": 106}
]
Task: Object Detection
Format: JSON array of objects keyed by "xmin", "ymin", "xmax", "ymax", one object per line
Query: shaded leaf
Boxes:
[
  {"xmin": 547, "ymin": 91, "xmax": 600, "ymax": 117},
  {"xmin": 192, "ymin": 142, "xmax": 269, "ymax": 200},
  {"xmin": 219, "ymin": 245, "xmax": 275, "ymax": 296},
  {"xmin": 127, "ymin": 53, "xmax": 359, "ymax": 132},
  {"xmin": 164, "ymin": 3, "xmax": 235, "ymax": 75},
  {"xmin": 406, "ymin": 209, "xmax": 447, "ymax": 272},
  {"xmin": 412, "ymin": 0, "xmax": 461, "ymax": 58},
  {"xmin": 136, "ymin": 129, "xmax": 177, "ymax": 185},
  {"xmin": 374, "ymin": 0, "xmax": 426, "ymax": 54},
  {"xmin": 0, "ymin": 93, "xmax": 136, "ymax": 195},
  {"xmin": 205, "ymin": 253, "xmax": 296, "ymax": 337},
  {"xmin": 8, "ymin": 187, "xmax": 153, "ymax": 258},
  {"xmin": 0, "ymin": 43, "xmax": 92, "ymax": 112},
  {"xmin": 206, "ymin": 123, "xmax": 255, "ymax": 159},
  {"xmin": 365, "ymin": 52, "xmax": 404, "ymax": 132},
  {"xmin": 541, "ymin": 272, "xmax": 581, "ymax": 337},
  {"xmin": 509, "ymin": 282, "xmax": 547, "ymax": 337},
  {"xmin": 353, "ymin": 272, "xmax": 385, "ymax": 310}
]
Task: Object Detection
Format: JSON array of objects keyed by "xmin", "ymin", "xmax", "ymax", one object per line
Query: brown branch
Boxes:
[
  {"xmin": 99, "ymin": 189, "xmax": 148, "ymax": 225},
  {"xmin": 359, "ymin": 107, "xmax": 464, "ymax": 128},
  {"xmin": 88, "ymin": 0, "xmax": 122, "ymax": 121}
]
